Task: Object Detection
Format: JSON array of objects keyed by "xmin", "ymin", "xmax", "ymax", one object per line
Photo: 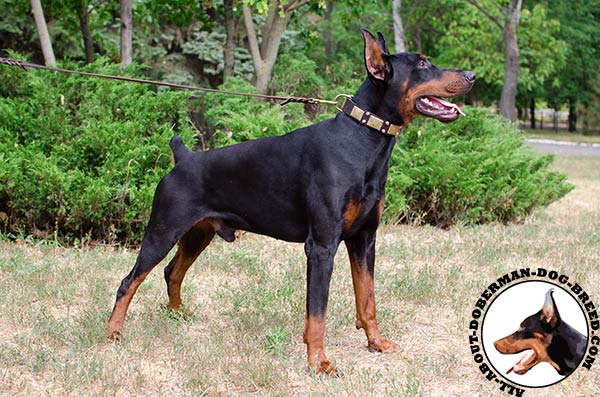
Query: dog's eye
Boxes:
[{"xmin": 417, "ymin": 60, "xmax": 428, "ymax": 69}]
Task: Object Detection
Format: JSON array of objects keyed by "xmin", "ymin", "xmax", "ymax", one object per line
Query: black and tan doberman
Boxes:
[
  {"xmin": 495, "ymin": 289, "xmax": 587, "ymax": 376},
  {"xmin": 108, "ymin": 28, "xmax": 475, "ymax": 376}
]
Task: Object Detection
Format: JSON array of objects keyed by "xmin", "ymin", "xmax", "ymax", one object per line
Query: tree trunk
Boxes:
[
  {"xmin": 324, "ymin": 1, "xmax": 334, "ymax": 57},
  {"xmin": 223, "ymin": 0, "xmax": 236, "ymax": 79},
  {"xmin": 30, "ymin": 0, "xmax": 56, "ymax": 66},
  {"xmin": 581, "ymin": 106, "xmax": 589, "ymax": 132},
  {"xmin": 529, "ymin": 96, "xmax": 535, "ymax": 129},
  {"xmin": 568, "ymin": 98, "xmax": 577, "ymax": 132},
  {"xmin": 499, "ymin": 0, "xmax": 522, "ymax": 122},
  {"xmin": 79, "ymin": 0, "xmax": 94, "ymax": 63},
  {"xmin": 120, "ymin": 0, "xmax": 133, "ymax": 65},
  {"xmin": 392, "ymin": 0, "xmax": 407, "ymax": 53},
  {"xmin": 242, "ymin": 2, "xmax": 288, "ymax": 94}
]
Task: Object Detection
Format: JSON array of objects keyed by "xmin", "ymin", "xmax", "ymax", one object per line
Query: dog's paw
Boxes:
[
  {"xmin": 107, "ymin": 330, "xmax": 124, "ymax": 343},
  {"xmin": 368, "ymin": 337, "xmax": 399, "ymax": 353},
  {"xmin": 314, "ymin": 360, "xmax": 342, "ymax": 378},
  {"xmin": 167, "ymin": 303, "xmax": 195, "ymax": 318}
]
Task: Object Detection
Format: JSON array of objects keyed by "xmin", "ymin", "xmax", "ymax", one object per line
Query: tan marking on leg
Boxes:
[
  {"xmin": 349, "ymin": 255, "xmax": 399, "ymax": 353},
  {"xmin": 303, "ymin": 314, "xmax": 338, "ymax": 376},
  {"xmin": 107, "ymin": 270, "xmax": 150, "ymax": 340},
  {"xmin": 167, "ymin": 220, "xmax": 215, "ymax": 309}
]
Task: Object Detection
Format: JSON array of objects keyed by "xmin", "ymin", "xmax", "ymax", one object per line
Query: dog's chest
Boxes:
[{"xmin": 342, "ymin": 185, "xmax": 384, "ymax": 235}]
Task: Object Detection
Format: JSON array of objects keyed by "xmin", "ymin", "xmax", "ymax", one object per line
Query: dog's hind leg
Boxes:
[
  {"xmin": 107, "ymin": 176, "xmax": 204, "ymax": 340},
  {"xmin": 163, "ymin": 219, "xmax": 215, "ymax": 310},
  {"xmin": 107, "ymin": 231, "xmax": 175, "ymax": 340}
]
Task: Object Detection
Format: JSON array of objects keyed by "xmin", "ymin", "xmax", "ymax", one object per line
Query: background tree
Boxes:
[
  {"xmin": 120, "ymin": 0, "xmax": 132, "ymax": 65},
  {"xmin": 242, "ymin": 0, "xmax": 312, "ymax": 93},
  {"xmin": 0, "ymin": 0, "xmax": 597, "ymax": 131},
  {"xmin": 435, "ymin": 2, "xmax": 566, "ymax": 116},
  {"xmin": 30, "ymin": 0, "xmax": 56, "ymax": 65},
  {"xmin": 77, "ymin": 0, "xmax": 95, "ymax": 63},
  {"xmin": 223, "ymin": 0, "xmax": 237, "ymax": 79},
  {"xmin": 516, "ymin": 4, "xmax": 566, "ymax": 127},
  {"xmin": 541, "ymin": 0, "xmax": 600, "ymax": 132},
  {"xmin": 466, "ymin": 0, "xmax": 522, "ymax": 121},
  {"xmin": 392, "ymin": 0, "xmax": 407, "ymax": 52}
]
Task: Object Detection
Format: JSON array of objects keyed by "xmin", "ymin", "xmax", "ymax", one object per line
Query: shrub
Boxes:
[
  {"xmin": 271, "ymin": 53, "xmax": 326, "ymax": 98},
  {"xmin": 200, "ymin": 77, "xmax": 311, "ymax": 147},
  {"xmin": 0, "ymin": 59, "xmax": 573, "ymax": 244},
  {"xmin": 0, "ymin": 58, "xmax": 194, "ymax": 243},
  {"xmin": 385, "ymin": 107, "xmax": 573, "ymax": 226}
]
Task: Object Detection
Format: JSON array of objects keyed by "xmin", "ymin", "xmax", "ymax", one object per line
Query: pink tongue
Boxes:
[
  {"xmin": 427, "ymin": 96, "xmax": 466, "ymax": 116},
  {"xmin": 509, "ymin": 350, "xmax": 535, "ymax": 374}
]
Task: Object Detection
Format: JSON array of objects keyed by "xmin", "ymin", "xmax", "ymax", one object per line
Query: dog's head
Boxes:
[
  {"xmin": 494, "ymin": 289, "xmax": 563, "ymax": 375},
  {"xmin": 361, "ymin": 29, "xmax": 475, "ymax": 126}
]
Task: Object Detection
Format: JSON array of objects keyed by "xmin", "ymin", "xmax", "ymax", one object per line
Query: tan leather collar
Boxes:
[{"xmin": 338, "ymin": 95, "xmax": 404, "ymax": 136}]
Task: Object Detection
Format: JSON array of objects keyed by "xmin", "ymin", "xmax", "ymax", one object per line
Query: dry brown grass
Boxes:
[{"xmin": 1, "ymin": 155, "xmax": 599, "ymax": 396}]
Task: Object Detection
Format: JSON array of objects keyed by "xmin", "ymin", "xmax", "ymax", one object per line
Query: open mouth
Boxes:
[
  {"xmin": 415, "ymin": 95, "xmax": 465, "ymax": 122},
  {"xmin": 506, "ymin": 349, "xmax": 536, "ymax": 375}
]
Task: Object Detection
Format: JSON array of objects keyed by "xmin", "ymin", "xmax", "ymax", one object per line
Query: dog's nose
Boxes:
[{"xmin": 464, "ymin": 71, "xmax": 476, "ymax": 83}]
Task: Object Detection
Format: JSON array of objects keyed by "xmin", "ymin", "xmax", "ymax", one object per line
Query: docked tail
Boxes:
[{"xmin": 169, "ymin": 135, "xmax": 192, "ymax": 165}]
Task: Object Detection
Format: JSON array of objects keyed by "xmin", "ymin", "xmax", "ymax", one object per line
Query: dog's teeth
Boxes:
[{"xmin": 421, "ymin": 96, "xmax": 464, "ymax": 116}]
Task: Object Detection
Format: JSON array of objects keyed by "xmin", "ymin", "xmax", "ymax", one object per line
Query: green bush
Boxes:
[
  {"xmin": 271, "ymin": 53, "xmax": 326, "ymax": 98},
  {"xmin": 201, "ymin": 77, "xmax": 311, "ymax": 147},
  {"xmin": 0, "ymin": 58, "xmax": 194, "ymax": 243},
  {"xmin": 0, "ymin": 59, "xmax": 573, "ymax": 244},
  {"xmin": 385, "ymin": 107, "xmax": 573, "ymax": 226}
]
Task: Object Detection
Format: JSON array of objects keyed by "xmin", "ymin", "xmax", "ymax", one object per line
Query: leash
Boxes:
[
  {"xmin": 0, "ymin": 57, "xmax": 338, "ymax": 107},
  {"xmin": 0, "ymin": 57, "xmax": 404, "ymax": 136}
]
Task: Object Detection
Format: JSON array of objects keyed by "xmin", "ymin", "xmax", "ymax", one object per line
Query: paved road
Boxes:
[{"xmin": 525, "ymin": 138, "xmax": 600, "ymax": 157}]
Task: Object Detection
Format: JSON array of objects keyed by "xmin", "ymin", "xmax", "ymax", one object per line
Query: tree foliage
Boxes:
[
  {"xmin": 435, "ymin": 1, "xmax": 566, "ymax": 107},
  {"xmin": 541, "ymin": 0, "xmax": 600, "ymax": 130}
]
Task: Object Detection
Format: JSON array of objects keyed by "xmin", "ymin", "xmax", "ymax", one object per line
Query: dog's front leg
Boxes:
[
  {"xmin": 303, "ymin": 237, "xmax": 339, "ymax": 376},
  {"xmin": 345, "ymin": 230, "xmax": 399, "ymax": 353}
]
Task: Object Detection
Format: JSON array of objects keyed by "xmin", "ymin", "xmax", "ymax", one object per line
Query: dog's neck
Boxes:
[{"xmin": 352, "ymin": 78, "xmax": 404, "ymax": 127}]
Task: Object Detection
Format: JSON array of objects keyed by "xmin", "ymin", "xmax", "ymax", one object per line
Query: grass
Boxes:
[{"xmin": 1, "ymin": 155, "xmax": 599, "ymax": 396}]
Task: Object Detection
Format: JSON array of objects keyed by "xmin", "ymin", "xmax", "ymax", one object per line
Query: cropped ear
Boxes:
[
  {"xmin": 360, "ymin": 28, "xmax": 389, "ymax": 81},
  {"xmin": 376, "ymin": 32, "xmax": 389, "ymax": 55},
  {"xmin": 541, "ymin": 289, "xmax": 559, "ymax": 329}
]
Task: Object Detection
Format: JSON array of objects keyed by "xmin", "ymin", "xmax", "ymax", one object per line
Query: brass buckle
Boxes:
[{"xmin": 334, "ymin": 94, "xmax": 352, "ymax": 113}]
